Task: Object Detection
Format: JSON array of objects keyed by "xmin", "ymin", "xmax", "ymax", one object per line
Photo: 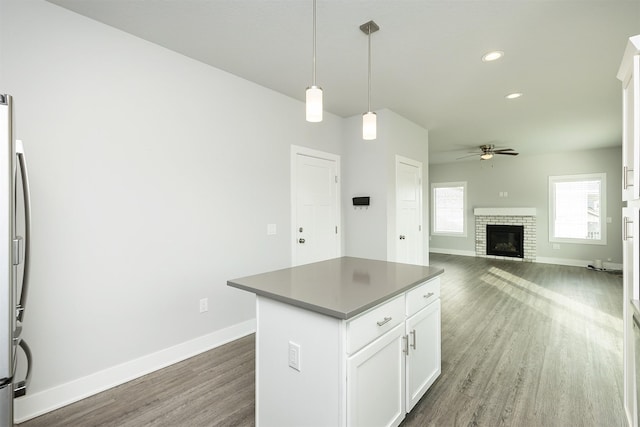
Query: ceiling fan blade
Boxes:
[
  {"xmin": 456, "ymin": 153, "xmax": 481, "ymax": 160},
  {"xmin": 493, "ymin": 148, "xmax": 515, "ymax": 153},
  {"xmin": 495, "ymin": 151, "xmax": 519, "ymax": 156}
]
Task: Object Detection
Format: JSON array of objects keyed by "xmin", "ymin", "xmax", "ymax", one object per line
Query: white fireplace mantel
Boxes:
[{"xmin": 473, "ymin": 207, "xmax": 537, "ymax": 217}]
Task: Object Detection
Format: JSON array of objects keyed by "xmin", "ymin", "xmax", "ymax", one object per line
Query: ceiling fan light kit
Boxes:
[
  {"xmin": 481, "ymin": 50, "xmax": 504, "ymax": 62},
  {"xmin": 457, "ymin": 144, "xmax": 519, "ymax": 161}
]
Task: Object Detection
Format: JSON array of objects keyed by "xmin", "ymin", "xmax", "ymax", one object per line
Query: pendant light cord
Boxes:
[
  {"xmin": 367, "ymin": 22, "xmax": 372, "ymax": 112},
  {"xmin": 312, "ymin": 0, "xmax": 317, "ymax": 85}
]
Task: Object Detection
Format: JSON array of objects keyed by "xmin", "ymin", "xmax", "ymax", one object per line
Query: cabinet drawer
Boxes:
[
  {"xmin": 346, "ymin": 295, "xmax": 405, "ymax": 355},
  {"xmin": 406, "ymin": 277, "xmax": 440, "ymax": 317}
]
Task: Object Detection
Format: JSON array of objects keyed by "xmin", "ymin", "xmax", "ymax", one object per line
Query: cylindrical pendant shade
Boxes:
[
  {"xmin": 306, "ymin": 86, "xmax": 323, "ymax": 122},
  {"xmin": 362, "ymin": 111, "xmax": 377, "ymax": 140}
]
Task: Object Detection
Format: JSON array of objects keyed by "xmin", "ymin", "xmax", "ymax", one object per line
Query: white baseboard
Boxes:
[
  {"xmin": 536, "ymin": 256, "xmax": 623, "ymax": 270},
  {"xmin": 14, "ymin": 319, "xmax": 256, "ymax": 423},
  {"xmin": 430, "ymin": 249, "xmax": 622, "ymax": 270},
  {"xmin": 429, "ymin": 247, "xmax": 476, "ymax": 257},
  {"xmin": 535, "ymin": 256, "xmax": 593, "ymax": 267}
]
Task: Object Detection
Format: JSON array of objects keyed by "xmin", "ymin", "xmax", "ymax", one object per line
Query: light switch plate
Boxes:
[
  {"xmin": 199, "ymin": 298, "xmax": 208, "ymax": 313},
  {"xmin": 288, "ymin": 341, "xmax": 301, "ymax": 372},
  {"xmin": 267, "ymin": 224, "xmax": 277, "ymax": 235}
]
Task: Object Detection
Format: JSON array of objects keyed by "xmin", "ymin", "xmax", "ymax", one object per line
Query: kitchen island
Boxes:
[{"xmin": 228, "ymin": 256, "xmax": 444, "ymax": 427}]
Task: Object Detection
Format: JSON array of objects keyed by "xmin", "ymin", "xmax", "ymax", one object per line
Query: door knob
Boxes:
[
  {"xmin": 298, "ymin": 238, "xmax": 306, "ymax": 244},
  {"xmin": 399, "ymin": 235, "xmax": 406, "ymax": 240}
]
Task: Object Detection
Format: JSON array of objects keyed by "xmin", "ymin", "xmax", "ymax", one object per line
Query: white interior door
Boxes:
[
  {"xmin": 396, "ymin": 156, "xmax": 423, "ymax": 265},
  {"xmin": 292, "ymin": 146, "xmax": 340, "ymax": 266}
]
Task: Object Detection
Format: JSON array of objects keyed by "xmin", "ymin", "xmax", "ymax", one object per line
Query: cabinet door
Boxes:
[
  {"xmin": 405, "ymin": 298, "xmax": 441, "ymax": 412},
  {"xmin": 623, "ymin": 206, "xmax": 639, "ymax": 425},
  {"xmin": 623, "ymin": 55, "xmax": 640, "ymax": 201},
  {"xmin": 347, "ymin": 323, "xmax": 405, "ymax": 427}
]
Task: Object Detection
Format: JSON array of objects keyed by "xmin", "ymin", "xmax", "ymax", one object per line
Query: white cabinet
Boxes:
[
  {"xmin": 346, "ymin": 295, "xmax": 405, "ymax": 355},
  {"xmin": 406, "ymin": 299, "xmax": 441, "ymax": 411},
  {"xmin": 254, "ymin": 276, "xmax": 442, "ymax": 427},
  {"xmin": 623, "ymin": 206, "xmax": 638, "ymax": 426},
  {"xmin": 620, "ymin": 34, "xmax": 640, "ymax": 427},
  {"xmin": 621, "ymin": 41, "xmax": 640, "ymax": 201},
  {"xmin": 345, "ymin": 278, "xmax": 441, "ymax": 427},
  {"xmin": 347, "ymin": 323, "xmax": 406, "ymax": 427}
]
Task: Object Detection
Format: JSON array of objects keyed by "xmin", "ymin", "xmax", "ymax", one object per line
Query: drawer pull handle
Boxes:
[
  {"xmin": 403, "ymin": 335, "xmax": 409, "ymax": 355},
  {"xmin": 624, "ymin": 166, "xmax": 634, "ymax": 189},
  {"xmin": 624, "ymin": 217, "xmax": 633, "ymax": 241},
  {"xmin": 423, "ymin": 292, "xmax": 435, "ymax": 299},
  {"xmin": 376, "ymin": 316, "xmax": 392, "ymax": 326}
]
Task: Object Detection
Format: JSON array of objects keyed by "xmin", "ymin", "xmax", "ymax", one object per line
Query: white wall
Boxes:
[
  {"xmin": 1, "ymin": 0, "xmax": 345, "ymax": 420},
  {"xmin": 342, "ymin": 115, "xmax": 388, "ymax": 260},
  {"xmin": 343, "ymin": 109, "xmax": 430, "ymax": 264},
  {"xmin": 429, "ymin": 147, "xmax": 623, "ymax": 266}
]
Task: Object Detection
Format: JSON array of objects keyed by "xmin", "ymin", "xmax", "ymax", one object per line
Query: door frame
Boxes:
[
  {"xmin": 291, "ymin": 145, "xmax": 341, "ymax": 266},
  {"xmin": 395, "ymin": 155, "xmax": 424, "ymax": 264}
]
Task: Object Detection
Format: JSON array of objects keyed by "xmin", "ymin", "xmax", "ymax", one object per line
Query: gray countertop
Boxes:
[{"xmin": 227, "ymin": 257, "xmax": 444, "ymax": 319}]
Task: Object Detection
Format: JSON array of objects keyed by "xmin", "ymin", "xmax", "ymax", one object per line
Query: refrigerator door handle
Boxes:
[
  {"xmin": 13, "ymin": 339, "xmax": 31, "ymax": 398},
  {"xmin": 15, "ymin": 140, "xmax": 31, "ymax": 323}
]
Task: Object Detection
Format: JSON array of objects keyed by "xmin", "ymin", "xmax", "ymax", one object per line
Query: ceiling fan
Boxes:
[{"xmin": 457, "ymin": 144, "xmax": 519, "ymax": 160}]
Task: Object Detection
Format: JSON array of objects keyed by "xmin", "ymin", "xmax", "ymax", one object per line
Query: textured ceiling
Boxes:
[{"xmin": 47, "ymin": 0, "xmax": 640, "ymax": 163}]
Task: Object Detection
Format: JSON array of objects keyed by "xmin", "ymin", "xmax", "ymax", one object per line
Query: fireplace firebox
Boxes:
[{"xmin": 486, "ymin": 225, "xmax": 524, "ymax": 258}]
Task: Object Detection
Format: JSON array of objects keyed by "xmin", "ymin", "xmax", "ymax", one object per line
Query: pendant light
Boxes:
[
  {"xmin": 360, "ymin": 20, "xmax": 379, "ymax": 140},
  {"xmin": 306, "ymin": 0, "xmax": 322, "ymax": 122}
]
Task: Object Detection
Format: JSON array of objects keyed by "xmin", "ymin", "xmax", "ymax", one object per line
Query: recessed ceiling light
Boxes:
[
  {"xmin": 482, "ymin": 51, "xmax": 504, "ymax": 62},
  {"xmin": 505, "ymin": 92, "xmax": 523, "ymax": 99}
]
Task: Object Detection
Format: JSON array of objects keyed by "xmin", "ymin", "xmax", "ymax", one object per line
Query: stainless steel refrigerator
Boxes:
[{"xmin": 1, "ymin": 94, "xmax": 32, "ymax": 427}]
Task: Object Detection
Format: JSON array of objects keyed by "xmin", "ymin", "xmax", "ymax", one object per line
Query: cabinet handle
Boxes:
[
  {"xmin": 423, "ymin": 292, "xmax": 434, "ymax": 299},
  {"xmin": 403, "ymin": 335, "xmax": 409, "ymax": 355},
  {"xmin": 624, "ymin": 217, "xmax": 633, "ymax": 241},
  {"xmin": 410, "ymin": 329, "xmax": 417, "ymax": 350},
  {"xmin": 624, "ymin": 166, "xmax": 634, "ymax": 189},
  {"xmin": 376, "ymin": 316, "xmax": 392, "ymax": 326}
]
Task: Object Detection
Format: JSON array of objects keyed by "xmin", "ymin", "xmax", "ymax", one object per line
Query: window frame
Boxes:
[
  {"xmin": 431, "ymin": 181, "xmax": 467, "ymax": 237},
  {"xmin": 548, "ymin": 173, "xmax": 607, "ymax": 245}
]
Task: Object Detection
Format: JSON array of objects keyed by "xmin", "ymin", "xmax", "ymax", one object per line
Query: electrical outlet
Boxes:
[
  {"xmin": 552, "ymin": 243, "xmax": 560, "ymax": 250},
  {"xmin": 199, "ymin": 298, "xmax": 208, "ymax": 313},
  {"xmin": 267, "ymin": 224, "xmax": 277, "ymax": 235},
  {"xmin": 288, "ymin": 341, "xmax": 301, "ymax": 372}
]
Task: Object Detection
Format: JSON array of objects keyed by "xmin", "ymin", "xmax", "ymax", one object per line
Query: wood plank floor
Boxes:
[{"xmin": 20, "ymin": 254, "xmax": 625, "ymax": 426}]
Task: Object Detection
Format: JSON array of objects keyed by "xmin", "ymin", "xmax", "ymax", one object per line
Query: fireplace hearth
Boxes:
[{"xmin": 486, "ymin": 224, "xmax": 524, "ymax": 258}]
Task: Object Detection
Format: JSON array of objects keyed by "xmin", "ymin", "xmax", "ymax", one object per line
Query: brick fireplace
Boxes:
[{"xmin": 474, "ymin": 208, "xmax": 536, "ymax": 262}]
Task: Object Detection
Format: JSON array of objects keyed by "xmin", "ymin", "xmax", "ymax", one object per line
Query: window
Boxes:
[
  {"xmin": 432, "ymin": 182, "xmax": 466, "ymax": 236},
  {"xmin": 549, "ymin": 173, "xmax": 606, "ymax": 245}
]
